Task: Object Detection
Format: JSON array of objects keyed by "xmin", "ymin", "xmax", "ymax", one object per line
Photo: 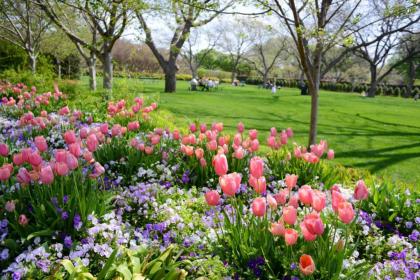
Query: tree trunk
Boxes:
[
  {"xmin": 57, "ymin": 58, "xmax": 61, "ymax": 79},
  {"xmin": 164, "ymin": 64, "xmax": 177, "ymax": 92},
  {"xmin": 367, "ymin": 64, "xmax": 377, "ymax": 98},
  {"xmin": 262, "ymin": 73, "xmax": 268, "ymax": 85},
  {"xmin": 29, "ymin": 54, "xmax": 37, "ymax": 74},
  {"xmin": 308, "ymin": 79, "xmax": 319, "ymax": 146},
  {"xmin": 102, "ymin": 49, "xmax": 113, "ymax": 90},
  {"xmin": 231, "ymin": 71, "xmax": 237, "ymax": 83},
  {"xmin": 405, "ymin": 60, "xmax": 415, "ymax": 98},
  {"xmin": 88, "ymin": 53, "xmax": 97, "ymax": 91}
]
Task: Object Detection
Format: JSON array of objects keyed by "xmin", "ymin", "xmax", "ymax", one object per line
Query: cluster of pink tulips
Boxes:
[
  {"xmin": 1, "ymin": 83, "xmax": 65, "ymax": 111},
  {"xmin": 107, "ymin": 97, "xmax": 157, "ymax": 120},
  {"xmin": 293, "ymin": 140, "xmax": 335, "ymax": 163},
  {"xmin": 205, "ymin": 151, "xmax": 369, "ymax": 276}
]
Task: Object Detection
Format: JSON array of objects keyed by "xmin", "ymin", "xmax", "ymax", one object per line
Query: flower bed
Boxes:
[{"xmin": 0, "ymin": 82, "xmax": 418, "ymax": 279}]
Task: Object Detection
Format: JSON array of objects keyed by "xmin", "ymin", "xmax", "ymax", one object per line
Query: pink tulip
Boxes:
[
  {"xmin": 327, "ymin": 149, "xmax": 335, "ymax": 160},
  {"xmin": 354, "ymin": 180, "xmax": 369, "ymax": 200},
  {"xmin": 273, "ymin": 189, "xmax": 288, "ymax": 205},
  {"xmin": 54, "ymin": 162, "xmax": 69, "ymax": 176},
  {"xmin": 251, "ymin": 197, "xmax": 266, "ymax": 217},
  {"xmin": 284, "ymin": 228, "xmax": 298, "ymax": 246},
  {"xmin": 29, "ymin": 152, "xmax": 42, "ymax": 166},
  {"xmin": 127, "ymin": 121, "xmax": 140, "ymax": 131},
  {"xmin": 237, "ymin": 122, "xmax": 244, "ymax": 133},
  {"xmin": 66, "ymin": 153, "xmax": 79, "ymax": 170},
  {"xmin": 267, "ymin": 136, "xmax": 276, "ymax": 148},
  {"xmin": 80, "ymin": 127, "xmax": 89, "ymax": 139},
  {"xmin": 285, "ymin": 174, "xmax": 298, "ymax": 190},
  {"xmin": 58, "ymin": 106, "xmax": 70, "ymax": 115},
  {"xmin": 214, "ymin": 122, "xmax": 224, "ymax": 132},
  {"xmin": 18, "ymin": 214, "xmax": 29, "ymax": 226},
  {"xmin": 145, "ymin": 146, "xmax": 154, "ymax": 155},
  {"xmin": 249, "ymin": 156, "xmax": 264, "ymax": 178},
  {"xmin": 300, "ymin": 221, "xmax": 317, "ymax": 241},
  {"xmin": 267, "ymin": 194, "xmax": 278, "ymax": 209},
  {"xmin": 233, "ymin": 133, "xmax": 242, "ymax": 146},
  {"xmin": 90, "ymin": 162, "xmax": 105, "ymax": 178},
  {"xmin": 17, "ymin": 167, "xmax": 31, "ymax": 184},
  {"xmin": 280, "ymin": 131, "xmax": 288, "ymax": 145},
  {"xmin": 189, "ymin": 123, "xmax": 197, "ymax": 133},
  {"xmin": 338, "ymin": 202, "xmax": 355, "ymax": 224},
  {"xmin": 111, "ymin": 124, "xmax": 122, "ymax": 137},
  {"xmin": 0, "ymin": 143, "xmax": 9, "ymax": 157},
  {"xmin": 288, "ymin": 194, "xmax": 299, "ymax": 208},
  {"xmin": 311, "ymin": 190, "xmax": 326, "ymax": 212},
  {"xmin": 248, "ymin": 175, "xmax": 266, "ymax": 194},
  {"xmin": 83, "ymin": 151, "xmax": 94, "ymax": 162},
  {"xmin": 195, "ymin": 148, "xmax": 204, "ymax": 159},
  {"xmin": 270, "ymin": 127, "xmax": 277, "ymax": 136},
  {"xmin": 250, "ymin": 139, "xmax": 259, "ymax": 152},
  {"xmin": 64, "ymin": 130, "xmax": 77, "ymax": 145},
  {"xmin": 100, "ymin": 123, "xmax": 109, "ymax": 134},
  {"xmin": 213, "ymin": 154, "xmax": 228, "ymax": 176},
  {"xmin": 55, "ymin": 149, "xmax": 67, "ymax": 163},
  {"xmin": 219, "ymin": 172, "xmax": 241, "ymax": 196},
  {"xmin": 68, "ymin": 143, "xmax": 81, "ymax": 157},
  {"xmin": 249, "ymin": 129, "xmax": 258, "ymax": 140},
  {"xmin": 40, "ymin": 165, "xmax": 54, "ymax": 184},
  {"xmin": 21, "ymin": 148, "xmax": 31, "ymax": 163},
  {"xmin": 13, "ymin": 153, "xmax": 24, "ymax": 165},
  {"xmin": 200, "ymin": 123, "xmax": 207, "ymax": 133},
  {"xmin": 200, "ymin": 157, "xmax": 207, "ymax": 167},
  {"xmin": 205, "ymin": 190, "xmax": 220, "ymax": 206},
  {"xmin": 87, "ymin": 134, "xmax": 99, "ymax": 152},
  {"xmin": 303, "ymin": 212, "xmax": 324, "ymax": 236},
  {"xmin": 0, "ymin": 165, "xmax": 11, "ymax": 181},
  {"xmin": 299, "ymin": 254, "xmax": 315, "ymax": 276},
  {"xmin": 332, "ymin": 190, "xmax": 345, "ymax": 213},
  {"xmin": 34, "ymin": 136, "xmax": 48, "ymax": 152},
  {"xmin": 283, "ymin": 205, "xmax": 297, "ymax": 225},
  {"xmin": 270, "ymin": 220, "xmax": 285, "ymax": 236},
  {"xmin": 183, "ymin": 145, "xmax": 194, "ymax": 157},
  {"xmin": 298, "ymin": 185, "xmax": 313, "ymax": 205},
  {"xmin": 173, "ymin": 129, "xmax": 180, "ymax": 140},
  {"xmin": 233, "ymin": 147, "xmax": 245, "ymax": 159},
  {"xmin": 207, "ymin": 140, "xmax": 218, "ymax": 151},
  {"xmin": 286, "ymin": 127, "xmax": 293, "ymax": 138}
]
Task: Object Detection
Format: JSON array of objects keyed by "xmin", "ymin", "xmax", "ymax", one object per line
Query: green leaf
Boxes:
[
  {"xmin": 97, "ymin": 248, "xmax": 119, "ymax": 280},
  {"xmin": 26, "ymin": 229, "xmax": 54, "ymax": 241}
]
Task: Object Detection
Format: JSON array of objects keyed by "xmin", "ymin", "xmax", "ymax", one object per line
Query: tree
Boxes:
[
  {"xmin": 217, "ymin": 17, "xmax": 254, "ymax": 82},
  {"xmin": 256, "ymin": 0, "xmax": 419, "ymax": 146},
  {"xmin": 36, "ymin": 0, "xmax": 130, "ymax": 90},
  {"xmin": 353, "ymin": 0, "xmax": 420, "ymax": 97},
  {"xmin": 245, "ymin": 21, "xmax": 287, "ymax": 85},
  {"xmin": 41, "ymin": 28, "xmax": 78, "ymax": 79},
  {"xmin": 180, "ymin": 28, "xmax": 221, "ymax": 78},
  {"xmin": 136, "ymin": 0, "xmax": 234, "ymax": 92},
  {"xmin": 0, "ymin": 0, "xmax": 50, "ymax": 74},
  {"xmin": 395, "ymin": 33, "xmax": 420, "ymax": 97}
]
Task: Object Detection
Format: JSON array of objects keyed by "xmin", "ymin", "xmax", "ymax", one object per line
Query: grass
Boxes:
[{"xmin": 65, "ymin": 77, "xmax": 420, "ymax": 184}]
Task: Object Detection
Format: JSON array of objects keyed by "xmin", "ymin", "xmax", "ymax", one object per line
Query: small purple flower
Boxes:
[
  {"xmin": 409, "ymin": 230, "xmax": 419, "ymax": 242},
  {"xmin": 405, "ymin": 221, "xmax": 413, "ymax": 229},
  {"xmin": 290, "ymin": 262, "xmax": 297, "ymax": 270},
  {"xmin": 12, "ymin": 271, "xmax": 22, "ymax": 280},
  {"xmin": 73, "ymin": 214, "xmax": 82, "ymax": 230},
  {"xmin": 64, "ymin": 235, "xmax": 72, "ymax": 248},
  {"xmin": 61, "ymin": 211, "xmax": 69, "ymax": 220},
  {"xmin": 63, "ymin": 195, "xmax": 69, "ymax": 204},
  {"xmin": 0, "ymin": 248, "xmax": 9, "ymax": 260}
]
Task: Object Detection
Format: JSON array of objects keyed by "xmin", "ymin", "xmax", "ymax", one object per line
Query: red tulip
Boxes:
[{"xmin": 299, "ymin": 254, "xmax": 315, "ymax": 276}]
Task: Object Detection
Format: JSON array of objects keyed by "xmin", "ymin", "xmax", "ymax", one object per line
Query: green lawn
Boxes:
[{"xmin": 73, "ymin": 77, "xmax": 420, "ymax": 184}]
